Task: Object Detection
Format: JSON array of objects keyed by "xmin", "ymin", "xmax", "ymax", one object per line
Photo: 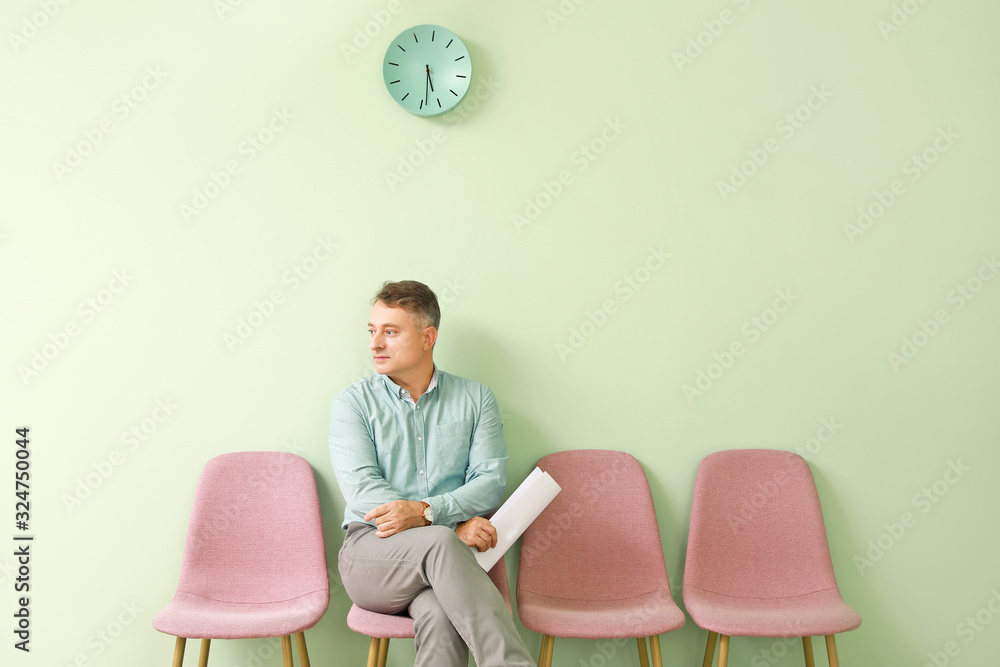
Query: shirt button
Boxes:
[
  {"xmin": 419, "ymin": 469, "xmax": 424, "ymax": 475},
  {"xmin": 418, "ymin": 436, "xmax": 423, "ymax": 441}
]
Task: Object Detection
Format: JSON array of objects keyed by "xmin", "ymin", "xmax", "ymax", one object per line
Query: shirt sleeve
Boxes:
[
  {"xmin": 424, "ymin": 384, "xmax": 507, "ymax": 528},
  {"xmin": 329, "ymin": 390, "xmax": 405, "ymax": 523}
]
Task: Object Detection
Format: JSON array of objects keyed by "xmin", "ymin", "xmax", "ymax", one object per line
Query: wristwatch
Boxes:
[{"xmin": 420, "ymin": 501, "xmax": 433, "ymax": 525}]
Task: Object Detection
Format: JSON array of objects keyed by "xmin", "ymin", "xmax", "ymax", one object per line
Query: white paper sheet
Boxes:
[{"xmin": 473, "ymin": 467, "xmax": 561, "ymax": 571}]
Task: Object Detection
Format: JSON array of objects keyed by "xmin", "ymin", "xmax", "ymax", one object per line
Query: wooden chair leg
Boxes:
[
  {"xmin": 172, "ymin": 637, "xmax": 187, "ymax": 667},
  {"xmin": 803, "ymin": 636, "xmax": 815, "ymax": 667},
  {"xmin": 365, "ymin": 637, "xmax": 380, "ymax": 667},
  {"xmin": 718, "ymin": 635, "xmax": 730, "ymax": 667},
  {"xmin": 294, "ymin": 632, "xmax": 311, "ymax": 667},
  {"xmin": 538, "ymin": 634, "xmax": 555, "ymax": 667},
  {"xmin": 702, "ymin": 631, "xmax": 718, "ymax": 667},
  {"xmin": 198, "ymin": 639, "xmax": 210, "ymax": 667},
  {"xmin": 825, "ymin": 635, "xmax": 840, "ymax": 667},
  {"xmin": 636, "ymin": 636, "xmax": 650, "ymax": 667},
  {"xmin": 280, "ymin": 635, "xmax": 293, "ymax": 667},
  {"xmin": 376, "ymin": 637, "xmax": 389, "ymax": 667},
  {"xmin": 649, "ymin": 635, "xmax": 662, "ymax": 667}
]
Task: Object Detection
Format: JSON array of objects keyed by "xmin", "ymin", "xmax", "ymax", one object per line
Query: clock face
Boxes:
[{"xmin": 382, "ymin": 24, "xmax": 472, "ymax": 117}]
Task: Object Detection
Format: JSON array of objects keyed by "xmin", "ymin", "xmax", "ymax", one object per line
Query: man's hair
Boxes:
[{"xmin": 372, "ymin": 280, "xmax": 441, "ymax": 331}]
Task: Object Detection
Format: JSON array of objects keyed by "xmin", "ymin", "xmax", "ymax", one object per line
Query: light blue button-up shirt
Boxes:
[{"xmin": 329, "ymin": 368, "xmax": 507, "ymax": 530}]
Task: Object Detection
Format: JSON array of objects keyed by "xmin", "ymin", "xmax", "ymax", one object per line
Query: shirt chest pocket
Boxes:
[{"xmin": 434, "ymin": 420, "xmax": 474, "ymax": 472}]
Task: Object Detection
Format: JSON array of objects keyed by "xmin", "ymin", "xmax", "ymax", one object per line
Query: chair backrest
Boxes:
[
  {"xmin": 517, "ymin": 449, "xmax": 671, "ymax": 601},
  {"xmin": 488, "ymin": 554, "xmax": 513, "ymax": 614},
  {"xmin": 177, "ymin": 451, "xmax": 329, "ymax": 603},
  {"xmin": 684, "ymin": 449, "xmax": 839, "ymax": 599}
]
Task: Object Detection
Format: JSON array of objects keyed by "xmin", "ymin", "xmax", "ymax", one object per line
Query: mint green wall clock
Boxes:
[{"xmin": 382, "ymin": 24, "xmax": 472, "ymax": 117}]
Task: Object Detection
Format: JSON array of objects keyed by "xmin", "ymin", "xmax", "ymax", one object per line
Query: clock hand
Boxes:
[
  {"xmin": 427, "ymin": 66, "xmax": 434, "ymax": 93},
  {"xmin": 425, "ymin": 65, "xmax": 430, "ymax": 105}
]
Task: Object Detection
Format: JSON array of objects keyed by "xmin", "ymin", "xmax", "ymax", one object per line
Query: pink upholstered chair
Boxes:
[
  {"xmin": 346, "ymin": 554, "xmax": 513, "ymax": 667},
  {"xmin": 683, "ymin": 449, "xmax": 861, "ymax": 667},
  {"xmin": 153, "ymin": 452, "xmax": 330, "ymax": 667},
  {"xmin": 516, "ymin": 450, "xmax": 685, "ymax": 667}
]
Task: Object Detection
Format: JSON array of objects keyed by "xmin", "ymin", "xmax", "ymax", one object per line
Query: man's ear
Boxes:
[{"xmin": 423, "ymin": 326, "xmax": 438, "ymax": 350}]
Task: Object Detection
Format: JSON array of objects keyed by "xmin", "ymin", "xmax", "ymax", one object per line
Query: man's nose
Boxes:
[{"xmin": 370, "ymin": 333, "xmax": 383, "ymax": 349}]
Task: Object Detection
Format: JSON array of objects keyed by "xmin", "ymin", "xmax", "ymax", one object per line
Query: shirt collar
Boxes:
[{"xmin": 380, "ymin": 367, "xmax": 438, "ymax": 402}]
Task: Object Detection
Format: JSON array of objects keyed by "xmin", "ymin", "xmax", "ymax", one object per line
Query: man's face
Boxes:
[{"xmin": 368, "ymin": 301, "xmax": 434, "ymax": 377}]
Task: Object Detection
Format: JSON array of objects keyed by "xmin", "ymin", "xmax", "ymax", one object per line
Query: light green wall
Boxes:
[{"xmin": 4, "ymin": 1, "xmax": 999, "ymax": 665}]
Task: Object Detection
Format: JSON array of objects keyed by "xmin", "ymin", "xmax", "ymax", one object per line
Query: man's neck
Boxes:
[{"xmin": 390, "ymin": 362, "xmax": 434, "ymax": 403}]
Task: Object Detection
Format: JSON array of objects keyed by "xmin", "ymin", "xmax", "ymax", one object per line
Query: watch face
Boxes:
[{"xmin": 382, "ymin": 24, "xmax": 472, "ymax": 117}]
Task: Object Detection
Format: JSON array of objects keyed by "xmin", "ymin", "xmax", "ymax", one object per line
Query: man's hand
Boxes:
[
  {"xmin": 365, "ymin": 500, "xmax": 428, "ymax": 538},
  {"xmin": 455, "ymin": 516, "xmax": 497, "ymax": 552}
]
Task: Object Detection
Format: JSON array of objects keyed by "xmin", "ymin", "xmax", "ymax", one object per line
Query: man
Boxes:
[{"xmin": 329, "ymin": 280, "xmax": 536, "ymax": 667}]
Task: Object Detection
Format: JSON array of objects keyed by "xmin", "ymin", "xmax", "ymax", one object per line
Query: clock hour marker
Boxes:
[
  {"xmin": 437, "ymin": 98, "xmax": 441, "ymax": 108},
  {"xmin": 397, "ymin": 44, "xmax": 405, "ymax": 52},
  {"xmin": 446, "ymin": 39, "xmax": 453, "ymax": 48},
  {"xmin": 450, "ymin": 89, "xmax": 458, "ymax": 96},
  {"xmin": 454, "ymin": 55, "xmax": 465, "ymax": 61},
  {"xmin": 431, "ymin": 30, "xmax": 435, "ymax": 41},
  {"xmin": 389, "ymin": 80, "xmax": 400, "ymax": 84},
  {"xmin": 388, "ymin": 62, "xmax": 399, "ymax": 66},
  {"xmin": 413, "ymin": 32, "xmax": 418, "ymax": 43},
  {"xmin": 456, "ymin": 75, "xmax": 467, "ymax": 78},
  {"xmin": 401, "ymin": 93, "xmax": 409, "ymax": 101},
  {"xmin": 419, "ymin": 100, "xmax": 424, "ymax": 109}
]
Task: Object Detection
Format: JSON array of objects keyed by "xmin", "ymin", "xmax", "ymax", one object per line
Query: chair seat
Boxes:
[
  {"xmin": 683, "ymin": 585, "xmax": 862, "ymax": 638},
  {"xmin": 346, "ymin": 604, "xmax": 417, "ymax": 639},
  {"xmin": 152, "ymin": 589, "xmax": 329, "ymax": 639},
  {"xmin": 517, "ymin": 587, "xmax": 685, "ymax": 639}
]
